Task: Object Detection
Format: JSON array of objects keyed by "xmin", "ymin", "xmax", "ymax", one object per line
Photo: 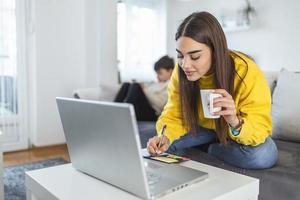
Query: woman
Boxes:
[{"xmin": 147, "ymin": 12, "xmax": 278, "ymax": 169}]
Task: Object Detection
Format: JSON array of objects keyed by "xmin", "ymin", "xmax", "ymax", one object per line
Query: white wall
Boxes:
[
  {"xmin": 28, "ymin": 0, "xmax": 118, "ymax": 147},
  {"xmin": 28, "ymin": 0, "xmax": 86, "ymax": 146},
  {"xmin": 166, "ymin": 0, "xmax": 300, "ymax": 71},
  {"xmin": 85, "ymin": 0, "xmax": 118, "ymax": 87}
]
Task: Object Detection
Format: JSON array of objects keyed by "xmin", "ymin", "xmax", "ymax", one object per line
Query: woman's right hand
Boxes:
[{"xmin": 147, "ymin": 135, "xmax": 170, "ymax": 156}]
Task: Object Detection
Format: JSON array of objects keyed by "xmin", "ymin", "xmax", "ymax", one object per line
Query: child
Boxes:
[{"xmin": 114, "ymin": 55, "xmax": 174, "ymax": 121}]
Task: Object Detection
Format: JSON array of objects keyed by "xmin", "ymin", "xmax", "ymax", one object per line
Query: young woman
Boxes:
[
  {"xmin": 114, "ymin": 55, "xmax": 174, "ymax": 121},
  {"xmin": 147, "ymin": 12, "xmax": 278, "ymax": 169}
]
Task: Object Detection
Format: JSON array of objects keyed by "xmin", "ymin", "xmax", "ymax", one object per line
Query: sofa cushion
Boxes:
[
  {"xmin": 263, "ymin": 71, "xmax": 278, "ymax": 95},
  {"xmin": 73, "ymin": 84, "xmax": 120, "ymax": 101},
  {"xmin": 137, "ymin": 121, "xmax": 157, "ymax": 148},
  {"xmin": 271, "ymin": 69, "xmax": 300, "ymax": 142}
]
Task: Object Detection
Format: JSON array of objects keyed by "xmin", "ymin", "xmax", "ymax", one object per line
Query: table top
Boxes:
[{"xmin": 26, "ymin": 160, "xmax": 259, "ymax": 200}]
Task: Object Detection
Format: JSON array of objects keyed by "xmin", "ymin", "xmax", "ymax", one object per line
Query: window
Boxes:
[
  {"xmin": 0, "ymin": 0, "xmax": 18, "ymax": 116},
  {"xmin": 117, "ymin": 0, "xmax": 167, "ymax": 82},
  {"xmin": 0, "ymin": 0, "xmax": 28, "ymax": 151}
]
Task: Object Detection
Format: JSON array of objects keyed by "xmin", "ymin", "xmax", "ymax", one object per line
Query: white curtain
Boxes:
[
  {"xmin": 0, "ymin": 0, "xmax": 28, "ymax": 151},
  {"xmin": 117, "ymin": 0, "xmax": 167, "ymax": 82}
]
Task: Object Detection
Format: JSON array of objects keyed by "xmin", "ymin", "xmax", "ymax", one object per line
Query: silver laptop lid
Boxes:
[{"xmin": 56, "ymin": 97, "xmax": 151, "ymax": 199}]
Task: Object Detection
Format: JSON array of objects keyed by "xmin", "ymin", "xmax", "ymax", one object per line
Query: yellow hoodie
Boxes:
[{"xmin": 156, "ymin": 52, "xmax": 272, "ymax": 146}]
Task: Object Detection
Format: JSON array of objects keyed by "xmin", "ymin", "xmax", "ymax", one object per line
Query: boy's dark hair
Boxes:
[{"xmin": 154, "ymin": 55, "xmax": 174, "ymax": 71}]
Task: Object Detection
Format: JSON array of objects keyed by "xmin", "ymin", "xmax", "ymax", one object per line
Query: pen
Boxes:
[{"xmin": 157, "ymin": 124, "xmax": 167, "ymax": 150}]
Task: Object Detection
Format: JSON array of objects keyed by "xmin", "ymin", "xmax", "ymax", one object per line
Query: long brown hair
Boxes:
[{"xmin": 175, "ymin": 12, "xmax": 246, "ymax": 144}]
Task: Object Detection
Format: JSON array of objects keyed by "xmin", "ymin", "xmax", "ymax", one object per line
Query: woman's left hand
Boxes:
[{"xmin": 212, "ymin": 89, "xmax": 239, "ymax": 127}]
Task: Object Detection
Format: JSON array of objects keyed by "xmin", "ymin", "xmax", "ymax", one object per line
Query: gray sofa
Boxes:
[{"xmin": 73, "ymin": 70, "xmax": 300, "ymax": 200}]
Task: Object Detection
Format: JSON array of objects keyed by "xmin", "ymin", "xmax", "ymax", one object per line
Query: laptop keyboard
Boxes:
[
  {"xmin": 144, "ymin": 161, "xmax": 164, "ymax": 185},
  {"xmin": 145, "ymin": 161, "xmax": 163, "ymax": 169},
  {"xmin": 146, "ymin": 171, "xmax": 161, "ymax": 185}
]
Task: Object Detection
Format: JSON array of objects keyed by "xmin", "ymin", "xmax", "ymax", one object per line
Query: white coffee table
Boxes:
[{"xmin": 25, "ymin": 160, "xmax": 259, "ymax": 200}]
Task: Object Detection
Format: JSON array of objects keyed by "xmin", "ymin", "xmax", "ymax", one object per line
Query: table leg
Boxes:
[{"xmin": 26, "ymin": 188, "xmax": 33, "ymax": 200}]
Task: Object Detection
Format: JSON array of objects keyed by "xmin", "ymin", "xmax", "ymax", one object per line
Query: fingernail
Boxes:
[{"xmin": 156, "ymin": 150, "xmax": 161, "ymax": 154}]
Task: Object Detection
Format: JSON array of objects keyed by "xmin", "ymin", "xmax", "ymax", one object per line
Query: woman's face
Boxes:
[{"xmin": 176, "ymin": 36, "xmax": 212, "ymax": 81}]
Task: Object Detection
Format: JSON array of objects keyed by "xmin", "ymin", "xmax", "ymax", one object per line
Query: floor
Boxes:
[{"xmin": 3, "ymin": 144, "xmax": 70, "ymax": 167}]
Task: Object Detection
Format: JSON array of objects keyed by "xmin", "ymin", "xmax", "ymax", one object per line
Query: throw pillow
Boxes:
[{"xmin": 272, "ymin": 69, "xmax": 300, "ymax": 142}]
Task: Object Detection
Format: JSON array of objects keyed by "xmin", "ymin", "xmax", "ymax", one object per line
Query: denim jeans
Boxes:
[{"xmin": 167, "ymin": 126, "xmax": 278, "ymax": 169}]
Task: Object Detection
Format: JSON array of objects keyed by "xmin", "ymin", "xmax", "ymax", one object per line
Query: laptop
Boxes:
[{"xmin": 56, "ymin": 97, "xmax": 208, "ymax": 199}]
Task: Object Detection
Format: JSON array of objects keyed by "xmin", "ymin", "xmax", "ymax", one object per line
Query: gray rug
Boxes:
[{"xmin": 4, "ymin": 158, "xmax": 68, "ymax": 200}]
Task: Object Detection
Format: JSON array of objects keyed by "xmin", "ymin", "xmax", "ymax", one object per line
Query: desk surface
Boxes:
[{"xmin": 26, "ymin": 160, "xmax": 259, "ymax": 200}]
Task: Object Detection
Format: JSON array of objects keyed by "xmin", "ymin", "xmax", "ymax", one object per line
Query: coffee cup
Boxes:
[{"xmin": 200, "ymin": 89, "xmax": 222, "ymax": 119}]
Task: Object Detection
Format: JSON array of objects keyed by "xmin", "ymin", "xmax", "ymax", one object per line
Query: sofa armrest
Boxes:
[{"xmin": 73, "ymin": 84, "xmax": 121, "ymax": 101}]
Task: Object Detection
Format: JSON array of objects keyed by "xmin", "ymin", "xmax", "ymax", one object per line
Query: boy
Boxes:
[{"xmin": 114, "ymin": 55, "xmax": 174, "ymax": 121}]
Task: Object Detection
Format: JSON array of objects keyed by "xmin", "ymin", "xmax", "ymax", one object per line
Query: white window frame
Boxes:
[{"xmin": 1, "ymin": 0, "xmax": 29, "ymax": 152}]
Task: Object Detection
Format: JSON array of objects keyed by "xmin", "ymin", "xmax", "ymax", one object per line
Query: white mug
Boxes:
[{"xmin": 200, "ymin": 89, "xmax": 222, "ymax": 119}]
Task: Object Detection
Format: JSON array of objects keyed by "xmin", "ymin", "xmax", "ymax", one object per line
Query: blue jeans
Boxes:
[{"xmin": 167, "ymin": 127, "xmax": 278, "ymax": 169}]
